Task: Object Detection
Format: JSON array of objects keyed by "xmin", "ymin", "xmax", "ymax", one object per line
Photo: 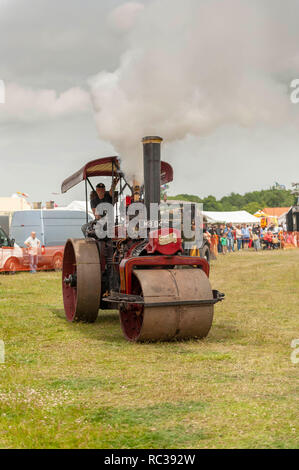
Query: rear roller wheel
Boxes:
[
  {"xmin": 62, "ymin": 238, "xmax": 101, "ymax": 322},
  {"xmin": 119, "ymin": 268, "xmax": 214, "ymax": 342}
]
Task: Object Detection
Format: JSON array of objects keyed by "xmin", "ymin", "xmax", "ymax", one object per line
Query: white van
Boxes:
[
  {"xmin": 10, "ymin": 209, "xmax": 92, "ymax": 271},
  {"xmin": 0, "ymin": 226, "xmax": 23, "ymax": 272}
]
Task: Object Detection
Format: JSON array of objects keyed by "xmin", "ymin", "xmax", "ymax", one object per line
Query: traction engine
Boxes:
[{"xmin": 61, "ymin": 136, "xmax": 224, "ymax": 342}]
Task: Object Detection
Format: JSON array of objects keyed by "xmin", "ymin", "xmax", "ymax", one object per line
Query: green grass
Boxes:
[{"xmin": 0, "ymin": 249, "xmax": 298, "ymax": 448}]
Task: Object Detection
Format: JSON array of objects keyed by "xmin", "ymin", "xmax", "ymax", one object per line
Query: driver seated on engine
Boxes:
[{"xmin": 82, "ymin": 177, "xmax": 119, "ymax": 237}]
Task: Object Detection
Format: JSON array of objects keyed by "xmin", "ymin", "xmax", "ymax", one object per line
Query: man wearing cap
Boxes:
[
  {"xmin": 82, "ymin": 177, "xmax": 119, "ymax": 236},
  {"xmin": 90, "ymin": 180, "xmax": 118, "ymax": 219}
]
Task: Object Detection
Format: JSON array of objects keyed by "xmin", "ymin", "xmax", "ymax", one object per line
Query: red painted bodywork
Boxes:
[
  {"xmin": 1, "ymin": 245, "xmax": 65, "ymax": 272},
  {"xmin": 160, "ymin": 161, "xmax": 173, "ymax": 185},
  {"xmin": 21, "ymin": 246, "xmax": 64, "ymax": 270},
  {"xmin": 146, "ymin": 228, "xmax": 182, "ymax": 255}
]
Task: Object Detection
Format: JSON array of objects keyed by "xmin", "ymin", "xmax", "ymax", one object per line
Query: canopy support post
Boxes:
[
  {"xmin": 86, "ymin": 177, "xmax": 95, "ymax": 192},
  {"xmin": 112, "ymin": 161, "xmax": 118, "ymax": 225},
  {"xmin": 85, "ymin": 179, "xmax": 88, "ymax": 224}
]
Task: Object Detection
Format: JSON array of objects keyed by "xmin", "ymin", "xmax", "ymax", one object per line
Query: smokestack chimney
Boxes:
[{"xmin": 142, "ymin": 136, "xmax": 163, "ymax": 219}]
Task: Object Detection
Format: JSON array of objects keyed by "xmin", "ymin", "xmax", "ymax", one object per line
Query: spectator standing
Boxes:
[
  {"xmin": 24, "ymin": 231, "xmax": 41, "ymax": 273},
  {"xmin": 209, "ymin": 225, "xmax": 218, "ymax": 258},
  {"xmin": 216, "ymin": 224, "xmax": 224, "ymax": 253},
  {"xmin": 252, "ymin": 225, "xmax": 261, "ymax": 251},
  {"xmin": 278, "ymin": 227, "xmax": 284, "ymax": 249},
  {"xmin": 235, "ymin": 225, "xmax": 242, "ymax": 251},
  {"xmin": 248, "ymin": 226, "xmax": 253, "ymax": 248},
  {"xmin": 204, "ymin": 229, "xmax": 211, "ymax": 245},
  {"xmin": 226, "ymin": 225, "xmax": 235, "ymax": 252},
  {"xmin": 241, "ymin": 224, "xmax": 250, "ymax": 249},
  {"xmin": 220, "ymin": 233, "xmax": 228, "ymax": 254},
  {"xmin": 260, "ymin": 226, "xmax": 264, "ymax": 245}
]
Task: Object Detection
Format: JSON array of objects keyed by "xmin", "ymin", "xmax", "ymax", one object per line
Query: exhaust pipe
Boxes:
[{"xmin": 142, "ymin": 136, "xmax": 163, "ymax": 220}]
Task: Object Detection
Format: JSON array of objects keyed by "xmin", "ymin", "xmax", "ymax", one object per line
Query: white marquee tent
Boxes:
[
  {"xmin": 203, "ymin": 210, "xmax": 259, "ymax": 224},
  {"xmin": 55, "ymin": 200, "xmax": 94, "ymax": 217}
]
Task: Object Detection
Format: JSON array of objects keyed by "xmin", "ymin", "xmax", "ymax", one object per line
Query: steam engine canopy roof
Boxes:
[{"xmin": 61, "ymin": 157, "xmax": 173, "ymax": 193}]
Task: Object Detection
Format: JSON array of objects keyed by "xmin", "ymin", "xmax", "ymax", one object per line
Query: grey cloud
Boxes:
[
  {"xmin": 0, "ymin": 0, "xmax": 136, "ymax": 89},
  {"xmin": 0, "ymin": 83, "xmax": 90, "ymax": 122},
  {"xmin": 0, "ymin": 0, "xmax": 299, "ymax": 205},
  {"xmin": 90, "ymin": 0, "xmax": 299, "ymax": 181}
]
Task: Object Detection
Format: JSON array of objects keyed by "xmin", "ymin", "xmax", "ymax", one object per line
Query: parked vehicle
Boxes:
[
  {"xmin": 0, "ymin": 226, "xmax": 23, "ymax": 273},
  {"xmin": 10, "ymin": 210, "xmax": 92, "ymax": 271}
]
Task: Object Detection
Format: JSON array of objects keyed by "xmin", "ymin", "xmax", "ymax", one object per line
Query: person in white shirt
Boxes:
[
  {"xmin": 24, "ymin": 232, "xmax": 41, "ymax": 273},
  {"xmin": 235, "ymin": 225, "xmax": 242, "ymax": 250}
]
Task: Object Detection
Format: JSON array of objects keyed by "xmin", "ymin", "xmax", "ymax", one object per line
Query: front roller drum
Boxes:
[
  {"xmin": 119, "ymin": 268, "xmax": 214, "ymax": 342},
  {"xmin": 62, "ymin": 238, "xmax": 101, "ymax": 322}
]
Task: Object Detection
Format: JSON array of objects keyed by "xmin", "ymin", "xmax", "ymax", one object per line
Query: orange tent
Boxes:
[{"xmin": 262, "ymin": 207, "xmax": 291, "ymax": 218}]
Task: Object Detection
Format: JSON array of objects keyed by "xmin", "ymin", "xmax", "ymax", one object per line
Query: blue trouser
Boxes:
[
  {"xmin": 237, "ymin": 238, "xmax": 242, "ymax": 250},
  {"xmin": 227, "ymin": 238, "xmax": 234, "ymax": 252},
  {"xmin": 29, "ymin": 255, "xmax": 38, "ymax": 272}
]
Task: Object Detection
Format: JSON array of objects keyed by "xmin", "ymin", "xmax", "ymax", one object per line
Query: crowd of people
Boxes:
[{"xmin": 204, "ymin": 223, "xmax": 285, "ymax": 256}]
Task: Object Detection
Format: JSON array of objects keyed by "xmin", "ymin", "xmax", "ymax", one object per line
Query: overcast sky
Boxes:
[{"xmin": 1, "ymin": 0, "xmax": 299, "ymax": 205}]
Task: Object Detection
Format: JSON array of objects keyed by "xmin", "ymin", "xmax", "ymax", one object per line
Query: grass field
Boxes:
[{"xmin": 0, "ymin": 249, "xmax": 298, "ymax": 449}]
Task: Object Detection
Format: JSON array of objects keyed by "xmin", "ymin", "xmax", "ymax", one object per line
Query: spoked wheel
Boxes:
[
  {"xmin": 119, "ymin": 268, "xmax": 214, "ymax": 342},
  {"xmin": 62, "ymin": 238, "xmax": 101, "ymax": 322}
]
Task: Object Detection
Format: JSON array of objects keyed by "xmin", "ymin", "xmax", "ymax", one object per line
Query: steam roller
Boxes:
[{"xmin": 61, "ymin": 136, "xmax": 224, "ymax": 342}]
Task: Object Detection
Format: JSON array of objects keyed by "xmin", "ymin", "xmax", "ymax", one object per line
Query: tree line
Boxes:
[{"xmin": 167, "ymin": 188, "xmax": 296, "ymax": 214}]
